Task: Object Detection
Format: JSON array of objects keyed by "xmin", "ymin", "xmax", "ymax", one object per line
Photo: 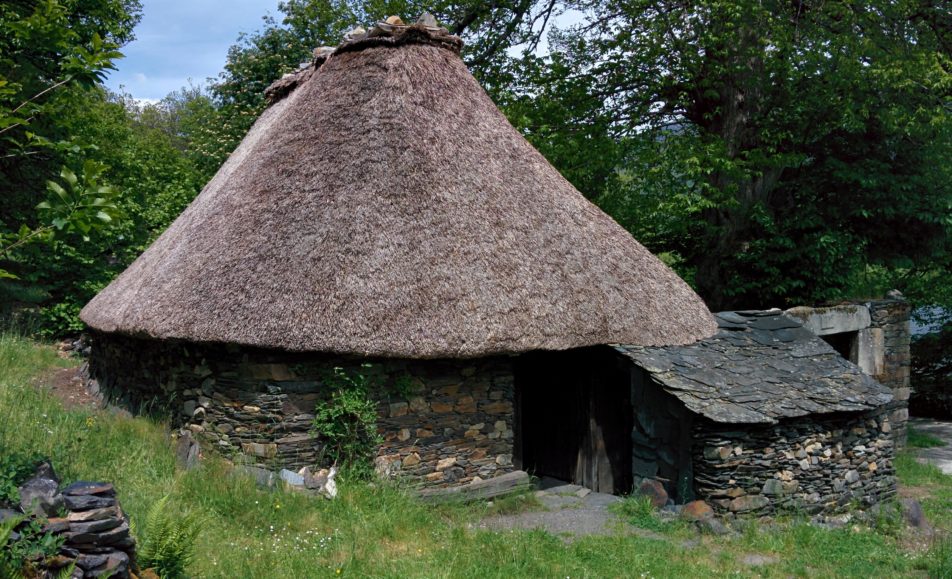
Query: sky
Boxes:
[
  {"xmin": 104, "ymin": 0, "xmax": 283, "ymax": 102},
  {"xmin": 105, "ymin": 2, "xmax": 583, "ymax": 103}
]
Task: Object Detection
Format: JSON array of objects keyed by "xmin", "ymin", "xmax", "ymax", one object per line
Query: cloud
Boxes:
[{"xmin": 105, "ymin": 0, "xmax": 282, "ymax": 100}]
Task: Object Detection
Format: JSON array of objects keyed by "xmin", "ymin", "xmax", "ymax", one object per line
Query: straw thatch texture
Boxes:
[{"xmin": 81, "ymin": 32, "xmax": 716, "ymax": 358}]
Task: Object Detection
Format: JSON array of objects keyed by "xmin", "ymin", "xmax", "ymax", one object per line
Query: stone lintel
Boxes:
[{"xmin": 785, "ymin": 305, "xmax": 871, "ymax": 336}]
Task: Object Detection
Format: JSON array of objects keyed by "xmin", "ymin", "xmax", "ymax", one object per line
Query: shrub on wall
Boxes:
[{"xmin": 311, "ymin": 365, "xmax": 383, "ymax": 478}]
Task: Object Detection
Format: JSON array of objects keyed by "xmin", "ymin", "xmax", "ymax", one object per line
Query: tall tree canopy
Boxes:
[
  {"xmin": 0, "ymin": 0, "xmax": 209, "ymax": 333},
  {"xmin": 546, "ymin": 0, "xmax": 951, "ymax": 310}
]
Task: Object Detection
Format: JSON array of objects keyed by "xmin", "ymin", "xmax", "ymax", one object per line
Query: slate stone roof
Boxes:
[{"xmin": 615, "ymin": 310, "xmax": 893, "ymax": 424}]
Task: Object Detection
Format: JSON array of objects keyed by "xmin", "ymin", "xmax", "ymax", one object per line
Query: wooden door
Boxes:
[
  {"xmin": 575, "ymin": 356, "xmax": 633, "ymax": 494},
  {"xmin": 517, "ymin": 348, "xmax": 632, "ymax": 494}
]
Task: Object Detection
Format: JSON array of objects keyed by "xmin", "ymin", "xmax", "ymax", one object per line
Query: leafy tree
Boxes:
[
  {"xmin": 0, "ymin": 0, "xmax": 141, "ymax": 291},
  {"xmin": 12, "ymin": 88, "xmax": 205, "ymax": 334},
  {"xmin": 550, "ymin": 0, "xmax": 951, "ymax": 310},
  {"xmin": 0, "ymin": 1, "xmax": 206, "ymax": 334}
]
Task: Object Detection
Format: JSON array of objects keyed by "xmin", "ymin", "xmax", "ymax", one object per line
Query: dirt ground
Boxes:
[{"xmin": 38, "ymin": 365, "xmax": 100, "ymax": 411}]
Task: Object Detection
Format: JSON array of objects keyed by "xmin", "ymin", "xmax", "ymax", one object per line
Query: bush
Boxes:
[{"xmin": 311, "ymin": 365, "xmax": 383, "ymax": 478}]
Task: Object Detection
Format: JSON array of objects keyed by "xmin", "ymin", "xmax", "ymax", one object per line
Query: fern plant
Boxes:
[
  {"xmin": 0, "ymin": 515, "xmax": 24, "ymax": 579},
  {"xmin": 137, "ymin": 495, "xmax": 202, "ymax": 579}
]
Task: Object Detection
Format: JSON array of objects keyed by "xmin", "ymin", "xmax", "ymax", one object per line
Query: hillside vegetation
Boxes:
[{"xmin": 2, "ymin": 335, "xmax": 952, "ymax": 578}]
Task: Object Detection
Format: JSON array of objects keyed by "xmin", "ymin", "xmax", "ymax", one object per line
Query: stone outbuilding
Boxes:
[
  {"xmin": 79, "ymin": 19, "xmax": 715, "ymax": 490},
  {"xmin": 616, "ymin": 309, "xmax": 897, "ymax": 514}
]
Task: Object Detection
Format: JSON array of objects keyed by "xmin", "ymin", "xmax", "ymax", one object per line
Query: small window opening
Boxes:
[{"xmin": 821, "ymin": 330, "xmax": 859, "ymax": 362}]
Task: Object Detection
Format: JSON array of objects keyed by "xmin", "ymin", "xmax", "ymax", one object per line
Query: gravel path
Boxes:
[{"xmin": 475, "ymin": 478, "xmax": 668, "ymax": 542}]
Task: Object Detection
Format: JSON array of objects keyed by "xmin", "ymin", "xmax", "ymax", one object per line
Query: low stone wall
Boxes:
[
  {"xmin": 86, "ymin": 333, "xmax": 516, "ymax": 487},
  {"xmin": 693, "ymin": 408, "xmax": 896, "ymax": 515}
]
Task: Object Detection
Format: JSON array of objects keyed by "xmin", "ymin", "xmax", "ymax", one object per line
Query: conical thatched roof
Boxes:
[{"xmin": 81, "ymin": 21, "xmax": 716, "ymax": 358}]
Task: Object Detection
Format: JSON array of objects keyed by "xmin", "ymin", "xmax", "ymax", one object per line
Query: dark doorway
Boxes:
[{"xmin": 514, "ymin": 347, "xmax": 633, "ymax": 494}]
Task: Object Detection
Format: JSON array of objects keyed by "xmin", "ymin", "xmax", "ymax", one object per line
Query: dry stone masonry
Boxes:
[
  {"xmin": 86, "ymin": 333, "xmax": 517, "ymax": 488},
  {"xmin": 786, "ymin": 294, "xmax": 911, "ymax": 445},
  {"xmin": 867, "ymin": 298, "xmax": 912, "ymax": 443},
  {"xmin": 617, "ymin": 309, "xmax": 898, "ymax": 513},
  {"xmin": 694, "ymin": 408, "xmax": 896, "ymax": 515}
]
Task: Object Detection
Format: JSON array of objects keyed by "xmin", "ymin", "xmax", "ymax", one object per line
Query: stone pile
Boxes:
[
  {"xmin": 278, "ymin": 466, "xmax": 338, "ymax": 499},
  {"xmin": 6, "ymin": 462, "xmax": 136, "ymax": 578},
  {"xmin": 693, "ymin": 408, "xmax": 897, "ymax": 515},
  {"xmin": 57, "ymin": 335, "xmax": 91, "ymax": 358}
]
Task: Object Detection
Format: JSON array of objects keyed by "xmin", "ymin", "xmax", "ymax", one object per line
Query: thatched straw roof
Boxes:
[{"xmin": 81, "ymin": 20, "xmax": 716, "ymax": 358}]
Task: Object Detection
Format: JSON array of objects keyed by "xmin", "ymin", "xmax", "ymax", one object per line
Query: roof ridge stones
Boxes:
[{"xmin": 265, "ymin": 13, "xmax": 460, "ymax": 106}]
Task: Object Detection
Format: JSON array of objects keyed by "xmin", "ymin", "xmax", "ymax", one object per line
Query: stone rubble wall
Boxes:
[
  {"xmin": 85, "ymin": 333, "xmax": 515, "ymax": 487},
  {"xmin": 867, "ymin": 298, "xmax": 912, "ymax": 446},
  {"xmin": 693, "ymin": 408, "xmax": 897, "ymax": 515},
  {"xmin": 374, "ymin": 360, "xmax": 516, "ymax": 487}
]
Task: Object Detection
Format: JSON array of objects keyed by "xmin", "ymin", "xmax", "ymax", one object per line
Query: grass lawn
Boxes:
[{"xmin": 2, "ymin": 334, "xmax": 951, "ymax": 578}]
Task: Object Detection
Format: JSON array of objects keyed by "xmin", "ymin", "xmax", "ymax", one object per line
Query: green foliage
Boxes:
[
  {"xmin": 907, "ymin": 429, "xmax": 946, "ymax": 449},
  {"xmin": 0, "ymin": 0, "xmax": 145, "ymax": 334},
  {"xmin": 0, "ymin": 450, "xmax": 42, "ymax": 506},
  {"xmin": 537, "ymin": 0, "xmax": 952, "ymax": 310},
  {"xmin": 0, "ymin": 515, "xmax": 25, "ymax": 579},
  {"xmin": 4, "ymin": 517, "xmax": 66, "ymax": 572},
  {"xmin": 137, "ymin": 495, "xmax": 202, "ymax": 579},
  {"xmin": 311, "ymin": 365, "xmax": 383, "ymax": 477},
  {"xmin": 36, "ymin": 162, "xmax": 121, "ymax": 240},
  {"xmin": 0, "ymin": 85, "xmax": 206, "ymax": 335},
  {"xmin": 612, "ymin": 495, "xmax": 673, "ymax": 532}
]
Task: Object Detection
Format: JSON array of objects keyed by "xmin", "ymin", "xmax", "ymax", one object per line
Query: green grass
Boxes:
[
  {"xmin": 908, "ymin": 428, "xmax": 947, "ymax": 449},
  {"xmin": 612, "ymin": 495, "xmax": 686, "ymax": 534},
  {"xmin": 2, "ymin": 333, "xmax": 952, "ymax": 577}
]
